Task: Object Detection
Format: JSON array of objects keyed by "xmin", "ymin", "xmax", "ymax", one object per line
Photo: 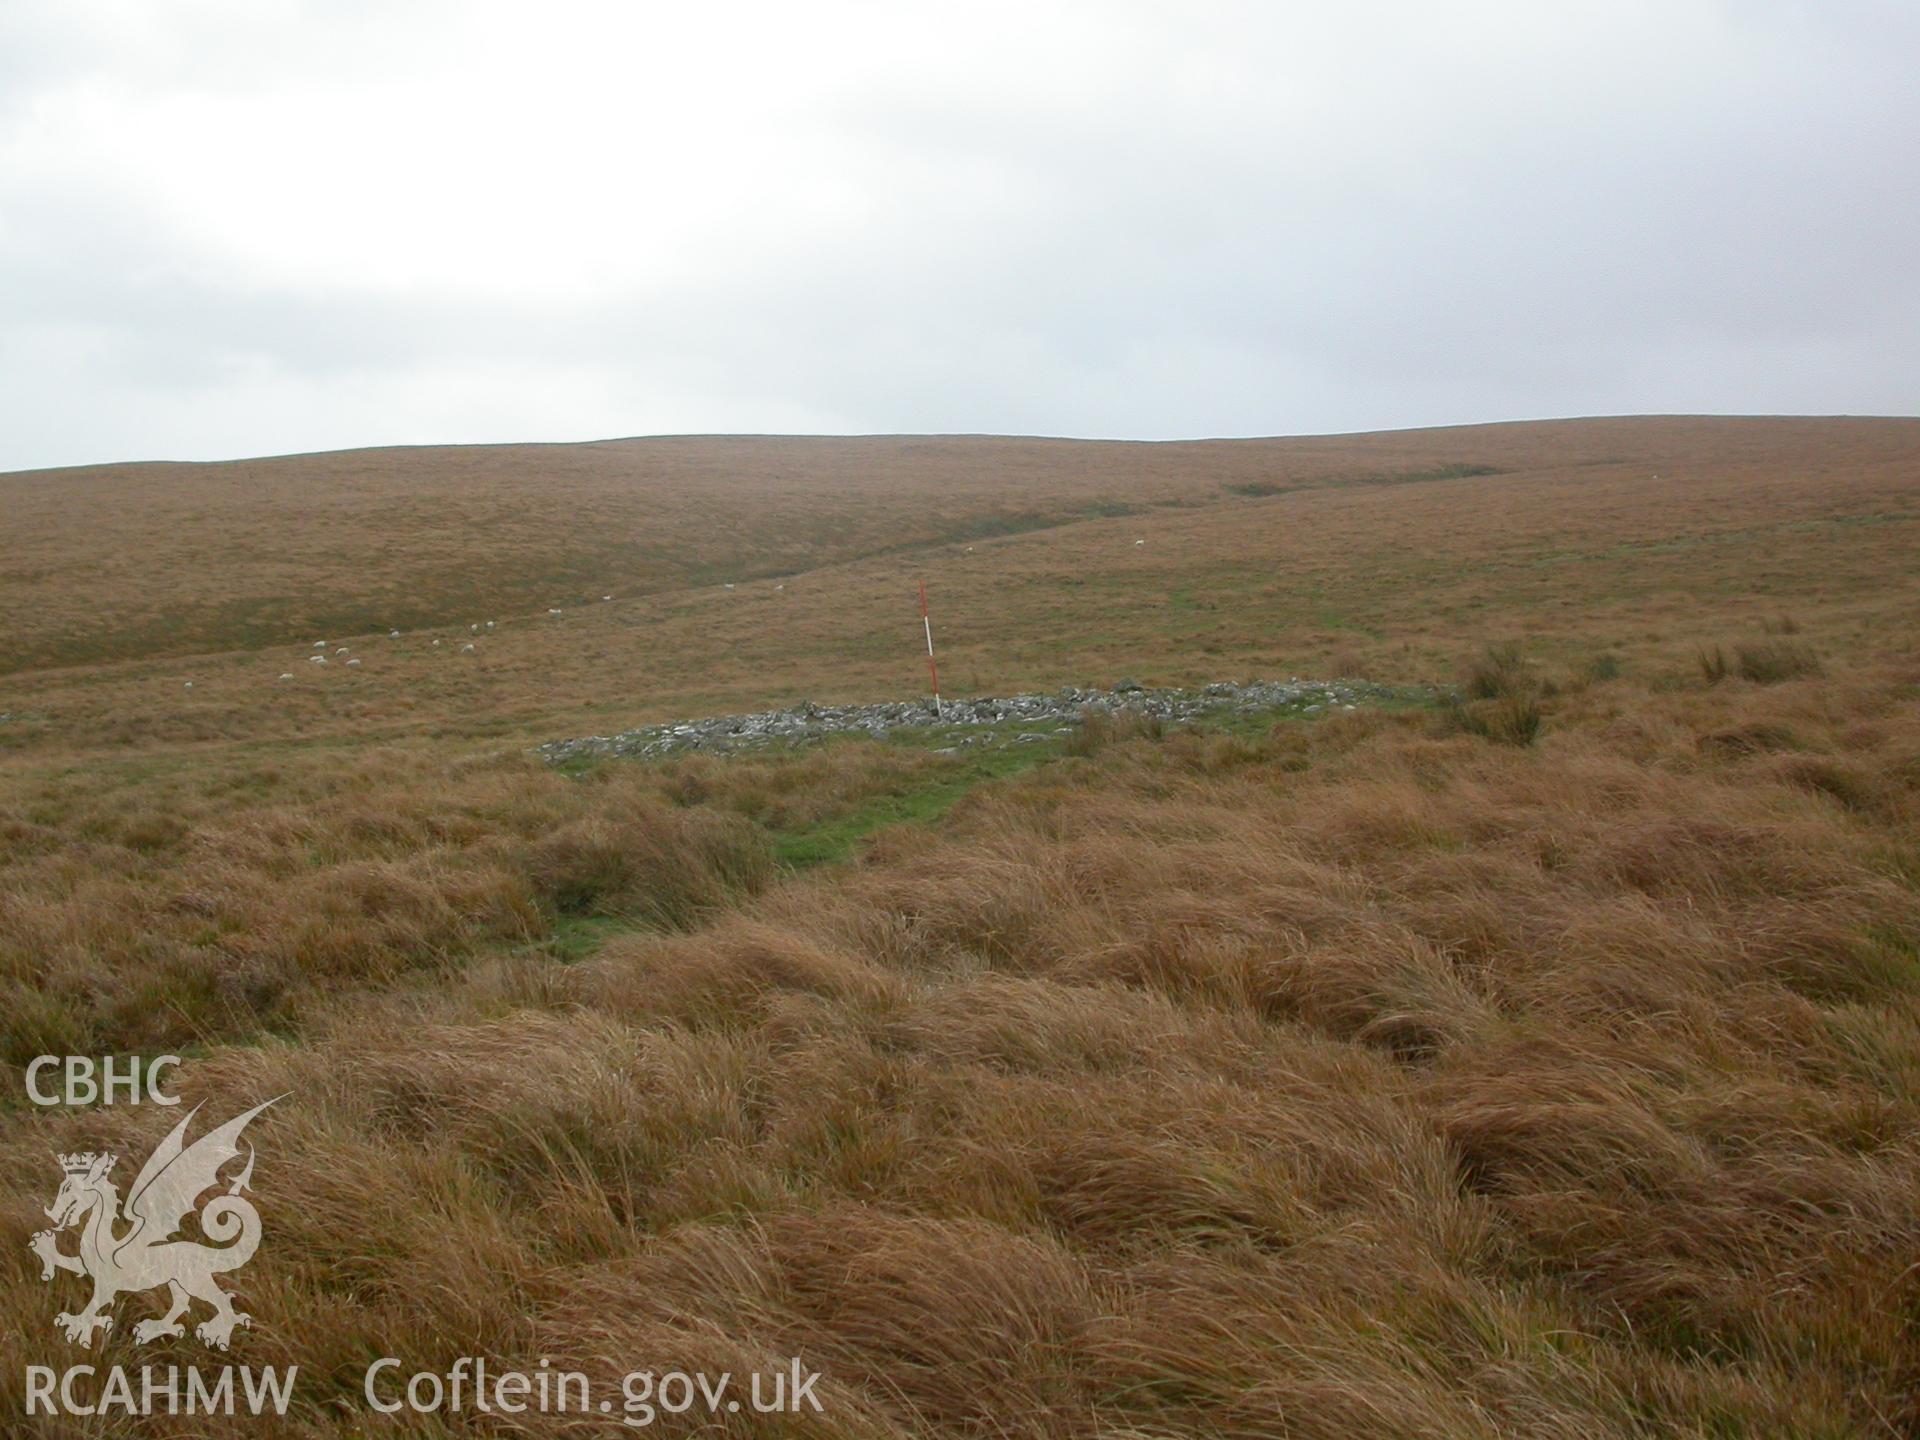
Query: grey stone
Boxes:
[{"xmin": 532, "ymin": 677, "xmax": 1442, "ymax": 766}]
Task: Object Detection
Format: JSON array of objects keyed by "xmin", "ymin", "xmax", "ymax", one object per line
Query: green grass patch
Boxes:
[
  {"xmin": 769, "ymin": 732, "xmax": 1064, "ymax": 868},
  {"xmin": 525, "ymin": 913, "xmax": 634, "ymax": 963}
]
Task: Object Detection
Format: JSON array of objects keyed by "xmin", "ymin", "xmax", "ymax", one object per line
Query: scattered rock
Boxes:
[{"xmin": 535, "ymin": 678, "xmax": 1437, "ymax": 766}]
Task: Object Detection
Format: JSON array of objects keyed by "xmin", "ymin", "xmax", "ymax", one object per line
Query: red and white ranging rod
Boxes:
[{"xmin": 919, "ymin": 578, "xmax": 943, "ymax": 718}]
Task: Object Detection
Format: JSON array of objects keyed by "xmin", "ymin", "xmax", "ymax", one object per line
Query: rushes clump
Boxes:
[
  {"xmin": 1462, "ymin": 641, "xmax": 1532, "ymax": 700},
  {"xmin": 1442, "ymin": 643, "xmax": 1544, "ymax": 746}
]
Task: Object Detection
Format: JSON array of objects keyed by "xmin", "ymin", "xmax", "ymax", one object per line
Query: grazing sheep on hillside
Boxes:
[
  {"xmin": 336, "ymin": 647, "xmax": 349, "ymax": 655},
  {"xmin": 278, "ymin": 673, "xmax": 294, "ymax": 681},
  {"xmin": 313, "ymin": 640, "xmax": 327, "ymax": 649},
  {"xmin": 432, "ymin": 639, "xmax": 442, "ymax": 647},
  {"xmin": 548, "ymin": 608, "xmax": 563, "ymax": 616},
  {"xmin": 309, "ymin": 655, "xmax": 328, "ymax": 665},
  {"xmin": 183, "ymin": 681, "xmax": 193, "ymax": 689},
  {"xmin": 389, "ymin": 630, "xmax": 400, "ymax": 638},
  {"xmin": 486, "ymin": 621, "xmax": 495, "ymax": 629},
  {"xmin": 460, "ymin": 643, "xmax": 476, "ymax": 654},
  {"xmin": 345, "ymin": 658, "xmax": 361, "ymax": 667}
]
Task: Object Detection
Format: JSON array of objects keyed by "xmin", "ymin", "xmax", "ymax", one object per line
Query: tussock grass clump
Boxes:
[
  {"xmin": 1461, "ymin": 641, "xmax": 1535, "ymax": 701},
  {"xmin": 1700, "ymin": 639, "xmax": 1823, "ymax": 685},
  {"xmin": 1439, "ymin": 694, "xmax": 1543, "ymax": 747},
  {"xmin": 1736, "ymin": 638, "xmax": 1823, "ymax": 683},
  {"xmin": 0, "ymin": 752, "xmax": 768, "ymax": 1059},
  {"xmin": 1581, "ymin": 651, "xmax": 1623, "ymax": 684},
  {"xmin": 1442, "ymin": 643, "xmax": 1546, "ymax": 746},
  {"xmin": 1697, "ymin": 720, "xmax": 1801, "ymax": 756},
  {"xmin": 522, "ymin": 804, "xmax": 769, "ymax": 923}
]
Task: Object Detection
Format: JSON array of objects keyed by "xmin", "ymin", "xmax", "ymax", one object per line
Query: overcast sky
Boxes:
[{"xmin": 1, "ymin": 1, "xmax": 1915, "ymax": 471}]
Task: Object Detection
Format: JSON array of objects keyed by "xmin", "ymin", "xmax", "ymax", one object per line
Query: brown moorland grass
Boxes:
[
  {"xmin": 3, "ymin": 659, "xmax": 1916, "ymax": 1434},
  {"xmin": 3, "ymin": 416, "xmax": 1915, "ymax": 759},
  {"xmin": 0, "ymin": 417, "xmax": 1916, "ymax": 1435}
]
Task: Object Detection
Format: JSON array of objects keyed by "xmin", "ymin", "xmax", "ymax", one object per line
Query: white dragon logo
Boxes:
[{"xmin": 28, "ymin": 1098, "xmax": 280, "ymax": 1349}]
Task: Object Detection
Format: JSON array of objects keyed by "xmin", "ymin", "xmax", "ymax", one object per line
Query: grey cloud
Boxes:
[{"xmin": 2, "ymin": 1, "xmax": 1915, "ymax": 470}]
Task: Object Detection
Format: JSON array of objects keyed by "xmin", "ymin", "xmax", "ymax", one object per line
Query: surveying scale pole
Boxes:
[{"xmin": 919, "ymin": 578, "xmax": 943, "ymax": 718}]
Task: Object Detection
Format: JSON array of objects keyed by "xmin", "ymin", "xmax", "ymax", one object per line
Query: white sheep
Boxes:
[
  {"xmin": 183, "ymin": 681, "xmax": 193, "ymax": 690},
  {"xmin": 602, "ymin": 595, "xmax": 612, "ymax": 602},
  {"xmin": 309, "ymin": 655, "xmax": 328, "ymax": 665},
  {"xmin": 278, "ymin": 673, "xmax": 294, "ymax": 681},
  {"xmin": 548, "ymin": 608, "xmax": 563, "ymax": 616},
  {"xmin": 460, "ymin": 643, "xmax": 476, "ymax": 654},
  {"xmin": 336, "ymin": 646, "xmax": 349, "ymax": 655},
  {"xmin": 432, "ymin": 639, "xmax": 442, "ymax": 647},
  {"xmin": 470, "ymin": 624, "xmax": 480, "ymax": 634},
  {"xmin": 723, "ymin": 584, "xmax": 735, "ymax": 592},
  {"xmin": 312, "ymin": 640, "xmax": 327, "ymax": 649},
  {"xmin": 1134, "ymin": 539, "xmax": 1144, "ymax": 546},
  {"xmin": 389, "ymin": 630, "xmax": 401, "ymax": 639},
  {"xmin": 486, "ymin": 621, "xmax": 495, "ymax": 629},
  {"xmin": 345, "ymin": 657, "xmax": 361, "ymax": 667}
]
